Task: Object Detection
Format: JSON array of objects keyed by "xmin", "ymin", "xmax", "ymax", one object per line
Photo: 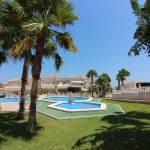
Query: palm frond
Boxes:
[
  {"xmin": 86, "ymin": 70, "xmax": 98, "ymax": 78},
  {"xmin": 23, "ymin": 22, "xmax": 44, "ymax": 32},
  {"xmin": 56, "ymin": 32, "xmax": 77, "ymax": 53},
  {"xmin": 54, "ymin": 53, "xmax": 63, "ymax": 71},
  {"xmin": 43, "ymin": 42, "xmax": 56, "ymax": 59},
  {"xmin": 54, "ymin": 2, "xmax": 78, "ymax": 27},
  {"xmin": 130, "ymin": 0, "xmax": 141, "ymax": 16},
  {"xmin": 0, "ymin": 0, "xmax": 24, "ymax": 28},
  {"xmin": 10, "ymin": 36, "xmax": 33, "ymax": 56},
  {"xmin": 0, "ymin": 49, "xmax": 10, "ymax": 65}
]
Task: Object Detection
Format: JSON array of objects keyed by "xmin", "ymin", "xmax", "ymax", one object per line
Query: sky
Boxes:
[{"xmin": 0, "ymin": 0, "xmax": 148, "ymax": 87}]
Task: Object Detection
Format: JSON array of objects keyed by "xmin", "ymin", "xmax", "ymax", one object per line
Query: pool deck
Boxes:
[
  {"xmin": 0, "ymin": 98, "xmax": 125, "ymax": 119},
  {"xmin": 0, "ymin": 103, "xmax": 19, "ymax": 111},
  {"xmin": 36, "ymin": 98, "xmax": 125, "ymax": 119},
  {"xmin": 0, "ymin": 102, "xmax": 30, "ymax": 111}
]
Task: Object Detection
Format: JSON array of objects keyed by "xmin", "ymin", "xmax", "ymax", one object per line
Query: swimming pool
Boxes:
[
  {"xmin": 43, "ymin": 96, "xmax": 90, "ymax": 102},
  {"xmin": 48, "ymin": 102, "xmax": 106, "ymax": 112},
  {"xmin": 0, "ymin": 98, "xmax": 28, "ymax": 103}
]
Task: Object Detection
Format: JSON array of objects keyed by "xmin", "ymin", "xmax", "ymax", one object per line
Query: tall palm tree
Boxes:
[
  {"xmin": 3, "ymin": 0, "xmax": 77, "ymax": 132},
  {"xmin": 16, "ymin": 51, "xmax": 32, "ymax": 120},
  {"xmin": 86, "ymin": 69, "xmax": 98, "ymax": 97},
  {"xmin": 0, "ymin": 2, "xmax": 33, "ymax": 119},
  {"xmin": 95, "ymin": 73, "xmax": 111, "ymax": 97},
  {"xmin": 116, "ymin": 73, "xmax": 121, "ymax": 90},
  {"xmin": 118, "ymin": 68, "xmax": 130, "ymax": 88},
  {"xmin": 0, "ymin": 1, "xmax": 64, "ymax": 121},
  {"xmin": 1, "ymin": 0, "xmax": 77, "ymax": 132}
]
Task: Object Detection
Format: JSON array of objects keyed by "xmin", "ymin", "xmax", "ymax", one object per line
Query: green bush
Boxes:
[
  {"xmin": 0, "ymin": 94, "xmax": 5, "ymax": 98},
  {"xmin": 38, "ymin": 89, "xmax": 48, "ymax": 95},
  {"xmin": 67, "ymin": 87, "xmax": 81, "ymax": 93}
]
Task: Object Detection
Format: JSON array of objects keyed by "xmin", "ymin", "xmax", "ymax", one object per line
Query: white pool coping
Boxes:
[
  {"xmin": 42, "ymin": 97, "xmax": 92, "ymax": 103},
  {"xmin": 47, "ymin": 102, "xmax": 106, "ymax": 112}
]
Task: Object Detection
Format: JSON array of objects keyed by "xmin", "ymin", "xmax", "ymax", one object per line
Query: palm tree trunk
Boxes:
[
  {"xmin": 102, "ymin": 84, "xmax": 105, "ymax": 97},
  {"xmin": 118, "ymin": 79, "xmax": 120, "ymax": 90},
  {"xmin": 98, "ymin": 85, "xmax": 101, "ymax": 98},
  {"xmin": 99, "ymin": 85, "xmax": 102, "ymax": 97},
  {"xmin": 91, "ymin": 75, "xmax": 93, "ymax": 97},
  {"xmin": 26, "ymin": 31, "xmax": 46, "ymax": 133},
  {"xmin": 121, "ymin": 80, "xmax": 124, "ymax": 89},
  {"xmin": 17, "ymin": 52, "xmax": 30, "ymax": 119}
]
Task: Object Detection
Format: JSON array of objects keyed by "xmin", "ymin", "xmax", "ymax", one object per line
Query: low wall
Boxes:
[{"xmin": 112, "ymin": 92, "xmax": 150, "ymax": 101}]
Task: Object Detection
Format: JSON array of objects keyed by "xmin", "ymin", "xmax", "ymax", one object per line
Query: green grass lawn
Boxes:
[{"xmin": 0, "ymin": 99, "xmax": 150, "ymax": 150}]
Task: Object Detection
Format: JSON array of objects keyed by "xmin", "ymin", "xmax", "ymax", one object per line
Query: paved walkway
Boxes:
[
  {"xmin": 0, "ymin": 103, "xmax": 19, "ymax": 111},
  {"xmin": 0, "ymin": 98, "xmax": 125, "ymax": 120},
  {"xmin": 0, "ymin": 102, "xmax": 30, "ymax": 111}
]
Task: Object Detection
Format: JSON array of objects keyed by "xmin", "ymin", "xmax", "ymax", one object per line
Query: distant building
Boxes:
[
  {"xmin": 122, "ymin": 81, "xmax": 137, "ymax": 89},
  {"xmin": 0, "ymin": 76, "xmax": 91, "ymax": 97},
  {"xmin": 113, "ymin": 81, "xmax": 150, "ymax": 102}
]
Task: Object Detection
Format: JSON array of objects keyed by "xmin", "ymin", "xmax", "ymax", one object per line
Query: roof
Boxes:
[{"xmin": 2, "ymin": 76, "xmax": 91, "ymax": 84}]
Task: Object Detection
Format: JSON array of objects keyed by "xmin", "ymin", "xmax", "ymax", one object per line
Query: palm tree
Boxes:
[
  {"xmin": 0, "ymin": 1, "xmax": 64, "ymax": 121},
  {"xmin": 16, "ymin": 51, "xmax": 32, "ymax": 119},
  {"xmin": 0, "ymin": 2, "xmax": 33, "ymax": 119},
  {"xmin": 118, "ymin": 68, "xmax": 130, "ymax": 88},
  {"xmin": 95, "ymin": 73, "xmax": 111, "ymax": 97},
  {"xmin": 116, "ymin": 73, "xmax": 121, "ymax": 90},
  {"xmin": 86, "ymin": 69, "xmax": 98, "ymax": 97},
  {"xmin": 1, "ymin": 0, "xmax": 77, "ymax": 132},
  {"xmin": 7, "ymin": 0, "xmax": 77, "ymax": 133}
]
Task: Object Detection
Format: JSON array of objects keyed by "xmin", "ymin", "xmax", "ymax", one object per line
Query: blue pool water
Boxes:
[
  {"xmin": 56, "ymin": 102, "xmax": 101, "ymax": 110},
  {"xmin": 44, "ymin": 96, "xmax": 89, "ymax": 102},
  {"xmin": 0, "ymin": 98, "xmax": 28, "ymax": 103}
]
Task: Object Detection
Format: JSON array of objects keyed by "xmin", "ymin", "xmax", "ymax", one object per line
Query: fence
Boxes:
[{"xmin": 112, "ymin": 87, "xmax": 150, "ymax": 101}]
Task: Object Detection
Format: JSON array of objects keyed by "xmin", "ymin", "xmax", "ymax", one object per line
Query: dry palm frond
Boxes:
[
  {"xmin": 56, "ymin": 32, "xmax": 77, "ymax": 53},
  {"xmin": 10, "ymin": 36, "xmax": 33, "ymax": 56}
]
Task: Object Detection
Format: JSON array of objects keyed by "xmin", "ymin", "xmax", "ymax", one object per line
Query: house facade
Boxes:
[{"xmin": 0, "ymin": 76, "xmax": 91, "ymax": 97}]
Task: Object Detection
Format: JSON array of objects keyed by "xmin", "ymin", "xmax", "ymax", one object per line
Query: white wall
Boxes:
[{"xmin": 112, "ymin": 92, "xmax": 150, "ymax": 101}]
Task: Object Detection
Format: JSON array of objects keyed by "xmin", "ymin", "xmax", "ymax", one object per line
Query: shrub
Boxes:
[{"xmin": 67, "ymin": 87, "xmax": 81, "ymax": 93}]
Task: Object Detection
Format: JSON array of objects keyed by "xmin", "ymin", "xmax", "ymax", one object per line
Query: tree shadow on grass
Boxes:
[
  {"xmin": 0, "ymin": 112, "xmax": 44, "ymax": 144},
  {"xmin": 72, "ymin": 111, "xmax": 150, "ymax": 150}
]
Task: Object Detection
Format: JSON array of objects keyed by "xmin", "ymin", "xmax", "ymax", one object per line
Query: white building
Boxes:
[
  {"xmin": 112, "ymin": 81, "xmax": 150, "ymax": 102},
  {"xmin": 0, "ymin": 76, "xmax": 91, "ymax": 97}
]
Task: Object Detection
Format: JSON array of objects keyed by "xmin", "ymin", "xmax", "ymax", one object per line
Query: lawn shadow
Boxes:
[
  {"xmin": 0, "ymin": 112, "xmax": 44, "ymax": 144},
  {"xmin": 72, "ymin": 111, "xmax": 150, "ymax": 150}
]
